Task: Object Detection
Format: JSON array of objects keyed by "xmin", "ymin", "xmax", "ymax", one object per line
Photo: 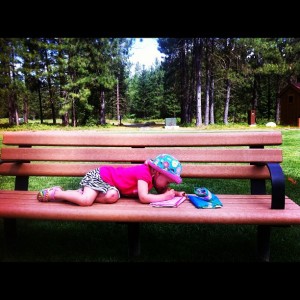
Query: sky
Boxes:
[{"xmin": 129, "ymin": 38, "xmax": 165, "ymax": 73}]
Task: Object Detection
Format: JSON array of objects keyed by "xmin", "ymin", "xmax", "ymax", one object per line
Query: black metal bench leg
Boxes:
[
  {"xmin": 128, "ymin": 223, "xmax": 140, "ymax": 257},
  {"xmin": 257, "ymin": 225, "xmax": 271, "ymax": 262}
]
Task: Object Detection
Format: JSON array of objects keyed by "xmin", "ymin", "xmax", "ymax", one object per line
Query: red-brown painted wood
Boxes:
[
  {"xmin": 1, "ymin": 147, "xmax": 283, "ymax": 163},
  {"xmin": 0, "ymin": 191, "xmax": 299, "ymax": 225},
  {"xmin": 0, "ymin": 163, "xmax": 271, "ymax": 179},
  {"xmin": 2, "ymin": 130, "xmax": 298, "ymax": 231},
  {"xmin": 3, "ymin": 131, "xmax": 282, "ymax": 146}
]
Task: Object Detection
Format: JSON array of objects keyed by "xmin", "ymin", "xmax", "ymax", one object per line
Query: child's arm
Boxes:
[
  {"xmin": 137, "ymin": 180, "xmax": 185, "ymax": 204},
  {"xmin": 153, "ymin": 185, "xmax": 186, "ymax": 198}
]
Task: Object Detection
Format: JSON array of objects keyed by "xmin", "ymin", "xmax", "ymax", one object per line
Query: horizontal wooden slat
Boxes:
[
  {"xmin": 0, "ymin": 163, "xmax": 272, "ymax": 179},
  {"xmin": 2, "ymin": 131, "xmax": 282, "ymax": 147},
  {"xmin": 0, "ymin": 191, "xmax": 299, "ymax": 225},
  {"xmin": 1, "ymin": 148, "xmax": 283, "ymax": 163}
]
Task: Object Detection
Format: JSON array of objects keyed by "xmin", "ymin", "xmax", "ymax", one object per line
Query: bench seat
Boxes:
[
  {"xmin": 0, "ymin": 191, "xmax": 300, "ymax": 224},
  {"xmin": 1, "ymin": 130, "xmax": 299, "ymax": 262}
]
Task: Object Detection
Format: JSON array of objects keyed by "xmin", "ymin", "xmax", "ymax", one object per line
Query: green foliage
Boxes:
[{"xmin": 2, "ymin": 38, "xmax": 300, "ymax": 128}]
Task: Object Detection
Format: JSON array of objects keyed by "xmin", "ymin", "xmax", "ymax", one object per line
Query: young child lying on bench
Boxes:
[{"xmin": 37, "ymin": 154, "xmax": 186, "ymax": 206}]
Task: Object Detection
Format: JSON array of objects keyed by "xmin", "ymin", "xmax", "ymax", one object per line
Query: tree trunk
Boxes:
[
  {"xmin": 44, "ymin": 49, "xmax": 56, "ymax": 124},
  {"xmin": 99, "ymin": 89, "xmax": 106, "ymax": 125},
  {"xmin": 62, "ymin": 112, "xmax": 69, "ymax": 126},
  {"xmin": 204, "ymin": 38, "xmax": 211, "ymax": 125},
  {"xmin": 72, "ymin": 99, "xmax": 76, "ymax": 127},
  {"xmin": 204, "ymin": 39, "xmax": 210, "ymax": 125},
  {"xmin": 9, "ymin": 46, "xmax": 19, "ymax": 126},
  {"xmin": 38, "ymin": 79, "xmax": 43, "ymax": 124},
  {"xmin": 209, "ymin": 74, "xmax": 215, "ymax": 124},
  {"xmin": 204, "ymin": 70, "xmax": 210, "ymax": 125},
  {"xmin": 223, "ymin": 79, "xmax": 231, "ymax": 125},
  {"xmin": 179, "ymin": 39, "xmax": 189, "ymax": 124},
  {"xmin": 23, "ymin": 94, "xmax": 28, "ymax": 123},
  {"xmin": 267, "ymin": 77, "xmax": 271, "ymax": 121},
  {"xmin": 275, "ymin": 76, "xmax": 281, "ymax": 124},
  {"xmin": 209, "ymin": 39, "xmax": 215, "ymax": 124},
  {"xmin": 116, "ymin": 77, "xmax": 120, "ymax": 123},
  {"xmin": 58, "ymin": 38, "xmax": 68, "ymax": 126},
  {"xmin": 46, "ymin": 73, "xmax": 56, "ymax": 124},
  {"xmin": 8, "ymin": 92, "xmax": 18, "ymax": 125},
  {"xmin": 195, "ymin": 38, "xmax": 203, "ymax": 127},
  {"xmin": 252, "ymin": 75, "xmax": 258, "ymax": 110}
]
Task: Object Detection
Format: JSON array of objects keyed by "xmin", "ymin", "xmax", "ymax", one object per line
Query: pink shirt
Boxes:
[{"xmin": 100, "ymin": 164, "xmax": 153, "ymax": 197}]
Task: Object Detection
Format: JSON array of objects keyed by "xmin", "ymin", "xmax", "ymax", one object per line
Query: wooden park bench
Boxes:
[{"xmin": 0, "ymin": 130, "xmax": 300, "ymax": 262}]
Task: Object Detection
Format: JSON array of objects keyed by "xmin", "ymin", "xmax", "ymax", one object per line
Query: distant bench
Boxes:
[{"xmin": 1, "ymin": 130, "xmax": 300, "ymax": 262}]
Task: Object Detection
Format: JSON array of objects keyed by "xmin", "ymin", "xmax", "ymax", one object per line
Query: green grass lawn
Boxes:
[{"xmin": 0, "ymin": 126, "xmax": 299, "ymax": 262}]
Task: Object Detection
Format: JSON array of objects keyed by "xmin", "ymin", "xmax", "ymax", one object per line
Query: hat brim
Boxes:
[{"xmin": 147, "ymin": 160, "xmax": 182, "ymax": 184}]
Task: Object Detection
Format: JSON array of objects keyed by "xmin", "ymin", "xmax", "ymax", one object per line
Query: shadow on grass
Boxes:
[{"xmin": 1, "ymin": 219, "xmax": 300, "ymax": 262}]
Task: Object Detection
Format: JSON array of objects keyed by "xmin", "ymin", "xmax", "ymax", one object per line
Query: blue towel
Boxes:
[{"xmin": 188, "ymin": 193, "xmax": 223, "ymax": 209}]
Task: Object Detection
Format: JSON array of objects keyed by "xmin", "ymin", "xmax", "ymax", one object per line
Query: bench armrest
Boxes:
[{"xmin": 267, "ymin": 163, "xmax": 285, "ymax": 209}]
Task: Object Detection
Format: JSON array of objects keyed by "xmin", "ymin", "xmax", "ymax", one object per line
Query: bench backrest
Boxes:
[{"xmin": 0, "ymin": 131, "xmax": 282, "ymax": 181}]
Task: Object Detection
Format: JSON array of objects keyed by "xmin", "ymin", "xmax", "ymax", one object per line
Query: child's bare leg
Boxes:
[
  {"xmin": 54, "ymin": 187, "xmax": 98, "ymax": 206},
  {"xmin": 95, "ymin": 189, "xmax": 119, "ymax": 204}
]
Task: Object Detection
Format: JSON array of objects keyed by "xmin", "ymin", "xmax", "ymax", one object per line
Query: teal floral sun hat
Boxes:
[{"xmin": 147, "ymin": 154, "xmax": 182, "ymax": 184}]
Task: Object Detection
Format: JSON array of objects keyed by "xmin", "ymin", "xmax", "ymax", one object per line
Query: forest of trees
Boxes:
[{"xmin": 1, "ymin": 37, "xmax": 300, "ymax": 127}]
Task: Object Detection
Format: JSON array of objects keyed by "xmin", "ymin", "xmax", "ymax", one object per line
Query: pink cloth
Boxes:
[{"xmin": 100, "ymin": 164, "xmax": 153, "ymax": 197}]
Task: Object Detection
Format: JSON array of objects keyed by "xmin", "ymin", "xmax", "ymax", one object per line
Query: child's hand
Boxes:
[
  {"xmin": 164, "ymin": 188, "xmax": 176, "ymax": 199},
  {"xmin": 175, "ymin": 190, "xmax": 186, "ymax": 197}
]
